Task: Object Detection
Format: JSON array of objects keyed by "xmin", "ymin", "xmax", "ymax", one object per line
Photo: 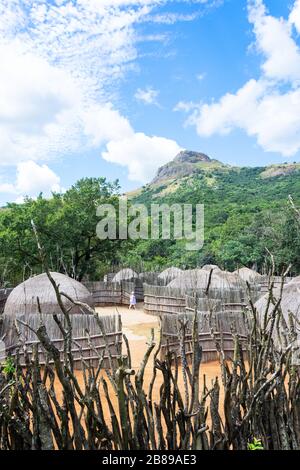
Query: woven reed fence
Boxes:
[
  {"xmin": 84, "ymin": 279, "xmax": 145, "ymax": 306},
  {"xmin": 160, "ymin": 310, "xmax": 249, "ymax": 363},
  {"xmin": 143, "ymin": 284, "xmax": 186, "ymax": 316},
  {"xmin": 143, "ymin": 283, "xmax": 251, "ymax": 317},
  {"xmin": 83, "ymin": 281, "xmax": 122, "ymax": 306},
  {"xmin": 185, "ymin": 293, "xmax": 249, "ymax": 314},
  {"xmin": 3, "ymin": 313, "xmax": 122, "ymax": 369},
  {"xmin": 257, "ymin": 275, "xmax": 293, "ymax": 295},
  {"xmin": 121, "ymin": 279, "xmax": 144, "ymax": 305}
]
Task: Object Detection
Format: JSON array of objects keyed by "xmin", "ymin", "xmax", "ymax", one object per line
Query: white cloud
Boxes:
[
  {"xmin": 15, "ymin": 161, "xmax": 62, "ymax": 195},
  {"xmin": 83, "ymin": 102, "xmax": 180, "ymax": 182},
  {"xmin": 0, "ymin": 0, "xmax": 160, "ymax": 169},
  {"xmin": 248, "ymin": 0, "xmax": 300, "ymax": 84},
  {"xmin": 0, "ymin": 183, "xmax": 16, "ymax": 194},
  {"xmin": 0, "ymin": 42, "xmax": 82, "ymax": 165},
  {"xmin": 183, "ymin": 0, "xmax": 300, "ymax": 157},
  {"xmin": 289, "ymin": 0, "xmax": 300, "ymax": 34},
  {"xmin": 188, "ymin": 79, "xmax": 265, "ymax": 137},
  {"xmin": 0, "ymin": 161, "xmax": 62, "ymax": 198},
  {"xmin": 83, "ymin": 104, "xmax": 133, "ymax": 146},
  {"xmin": 135, "ymin": 87, "xmax": 160, "ymax": 105},
  {"xmin": 0, "ymin": 43, "xmax": 79, "ymax": 131},
  {"xmin": 0, "ymin": 0, "xmax": 198, "ymax": 188},
  {"xmin": 174, "ymin": 100, "xmax": 198, "ymax": 113},
  {"xmin": 102, "ymin": 133, "xmax": 181, "ymax": 181},
  {"xmin": 147, "ymin": 11, "xmax": 200, "ymax": 25}
]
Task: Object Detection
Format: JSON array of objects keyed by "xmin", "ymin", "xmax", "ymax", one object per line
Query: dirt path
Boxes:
[
  {"xmin": 96, "ymin": 303, "xmax": 159, "ymax": 367},
  {"xmin": 53, "ymin": 304, "xmax": 224, "ymax": 431},
  {"xmin": 95, "ymin": 304, "xmax": 223, "ymax": 408}
]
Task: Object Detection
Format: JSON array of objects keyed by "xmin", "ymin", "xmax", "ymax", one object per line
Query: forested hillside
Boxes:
[{"xmin": 125, "ymin": 152, "xmax": 300, "ymax": 273}]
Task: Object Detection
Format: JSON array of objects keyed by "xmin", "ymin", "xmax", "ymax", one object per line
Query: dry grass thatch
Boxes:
[
  {"xmin": 168, "ymin": 268, "xmax": 246, "ymax": 291},
  {"xmin": 233, "ymin": 266, "xmax": 262, "ymax": 283},
  {"xmin": 255, "ymin": 277, "xmax": 300, "ymax": 346},
  {"xmin": 157, "ymin": 266, "xmax": 183, "ymax": 282},
  {"xmin": 287, "ymin": 275, "xmax": 300, "ymax": 286},
  {"xmin": 138, "ymin": 271, "xmax": 159, "ymax": 285},
  {"xmin": 2, "ymin": 312, "xmax": 120, "ymax": 351},
  {"xmin": 111, "ymin": 268, "xmax": 138, "ymax": 283},
  {"xmin": 201, "ymin": 264, "xmax": 222, "ymax": 272},
  {"xmin": 3, "ymin": 272, "xmax": 93, "ymax": 319}
]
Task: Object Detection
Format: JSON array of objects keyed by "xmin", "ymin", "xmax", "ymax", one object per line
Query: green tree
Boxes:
[{"xmin": 0, "ymin": 177, "xmax": 125, "ymax": 283}]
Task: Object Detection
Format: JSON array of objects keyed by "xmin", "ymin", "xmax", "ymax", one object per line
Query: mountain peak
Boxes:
[
  {"xmin": 150, "ymin": 149, "xmax": 222, "ymax": 185},
  {"xmin": 174, "ymin": 150, "xmax": 211, "ymax": 164}
]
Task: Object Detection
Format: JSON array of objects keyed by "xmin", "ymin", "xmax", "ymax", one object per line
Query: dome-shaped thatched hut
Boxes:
[
  {"xmin": 3, "ymin": 272, "xmax": 94, "ymax": 319},
  {"xmin": 233, "ymin": 267, "xmax": 262, "ymax": 283},
  {"xmin": 167, "ymin": 269, "xmax": 247, "ymax": 305},
  {"xmin": 168, "ymin": 269, "xmax": 246, "ymax": 291},
  {"xmin": 255, "ymin": 277, "xmax": 300, "ymax": 354},
  {"xmin": 1, "ymin": 273, "xmax": 121, "ymax": 368},
  {"xmin": 112, "ymin": 268, "xmax": 138, "ymax": 283},
  {"xmin": 201, "ymin": 264, "xmax": 222, "ymax": 272},
  {"xmin": 157, "ymin": 267, "xmax": 183, "ymax": 285},
  {"xmin": 286, "ymin": 275, "xmax": 300, "ymax": 287}
]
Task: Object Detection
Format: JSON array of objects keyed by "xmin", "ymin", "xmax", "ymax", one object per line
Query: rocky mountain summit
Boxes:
[
  {"xmin": 174, "ymin": 150, "xmax": 211, "ymax": 164},
  {"xmin": 151, "ymin": 150, "xmax": 223, "ymax": 184}
]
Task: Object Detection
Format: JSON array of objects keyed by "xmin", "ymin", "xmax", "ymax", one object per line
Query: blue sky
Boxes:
[{"xmin": 0, "ymin": 0, "xmax": 300, "ymax": 205}]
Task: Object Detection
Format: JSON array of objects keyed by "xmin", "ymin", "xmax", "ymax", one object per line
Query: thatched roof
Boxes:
[
  {"xmin": 233, "ymin": 267, "xmax": 262, "ymax": 283},
  {"xmin": 158, "ymin": 267, "xmax": 183, "ymax": 282},
  {"xmin": 255, "ymin": 279, "xmax": 300, "ymax": 346},
  {"xmin": 286, "ymin": 275, "xmax": 300, "ymax": 286},
  {"xmin": 201, "ymin": 264, "xmax": 222, "ymax": 272},
  {"xmin": 168, "ymin": 269, "xmax": 246, "ymax": 291},
  {"xmin": 3, "ymin": 272, "xmax": 93, "ymax": 319},
  {"xmin": 138, "ymin": 272, "xmax": 159, "ymax": 284},
  {"xmin": 112, "ymin": 268, "xmax": 138, "ymax": 283}
]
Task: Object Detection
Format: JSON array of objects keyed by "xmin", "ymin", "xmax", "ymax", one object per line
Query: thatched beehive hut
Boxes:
[
  {"xmin": 157, "ymin": 267, "xmax": 183, "ymax": 285},
  {"xmin": 112, "ymin": 268, "xmax": 138, "ymax": 283},
  {"xmin": 233, "ymin": 267, "xmax": 262, "ymax": 283},
  {"xmin": 255, "ymin": 276, "xmax": 300, "ymax": 357},
  {"xmin": 166, "ymin": 268, "xmax": 248, "ymax": 307},
  {"xmin": 168, "ymin": 269, "xmax": 246, "ymax": 291},
  {"xmin": 4, "ymin": 272, "xmax": 93, "ymax": 318},
  {"xmin": 201, "ymin": 264, "xmax": 222, "ymax": 272},
  {"xmin": 286, "ymin": 275, "xmax": 300, "ymax": 287},
  {"xmin": 138, "ymin": 272, "xmax": 159, "ymax": 285},
  {"xmin": 1, "ymin": 273, "xmax": 122, "ymax": 367}
]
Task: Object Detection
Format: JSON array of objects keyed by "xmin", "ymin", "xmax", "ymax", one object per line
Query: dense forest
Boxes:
[{"xmin": 1, "ymin": 161, "xmax": 300, "ymax": 286}]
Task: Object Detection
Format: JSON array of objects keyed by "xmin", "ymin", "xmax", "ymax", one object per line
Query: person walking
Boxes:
[{"xmin": 129, "ymin": 291, "xmax": 136, "ymax": 309}]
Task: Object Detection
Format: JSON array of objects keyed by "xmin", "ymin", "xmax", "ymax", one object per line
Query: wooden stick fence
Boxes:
[
  {"xmin": 83, "ymin": 281, "xmax": 122, "ymax": 305},
  {"xmin": 121, "ymin": 280, "xmax": 144, "ymax": 305},
  {"xmin": 3, "ymin": 313, "xmax": 122, "ymax": 369},
  {"xmin": 143, "ymin": 284, "xmax": 186, "ymax": 316},
  {"xmin": 84, "ymin": 280, "xmax": 145, "ymax": 306},
  {"xmin": 143, "ymin": 283, "xmax": 250, "ymax": 317},
  {"xmin": 257, "ymin": 275, "xmax": 293, "ymax": 295},
  {"xmin": 160, "ymin": 311, "xmax": 249, "ymax": 363}
]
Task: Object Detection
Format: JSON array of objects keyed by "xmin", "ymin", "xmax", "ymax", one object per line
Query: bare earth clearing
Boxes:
[{"xmin": 53, "ymin": 304, "xmax": 224, "ymax": 425}]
